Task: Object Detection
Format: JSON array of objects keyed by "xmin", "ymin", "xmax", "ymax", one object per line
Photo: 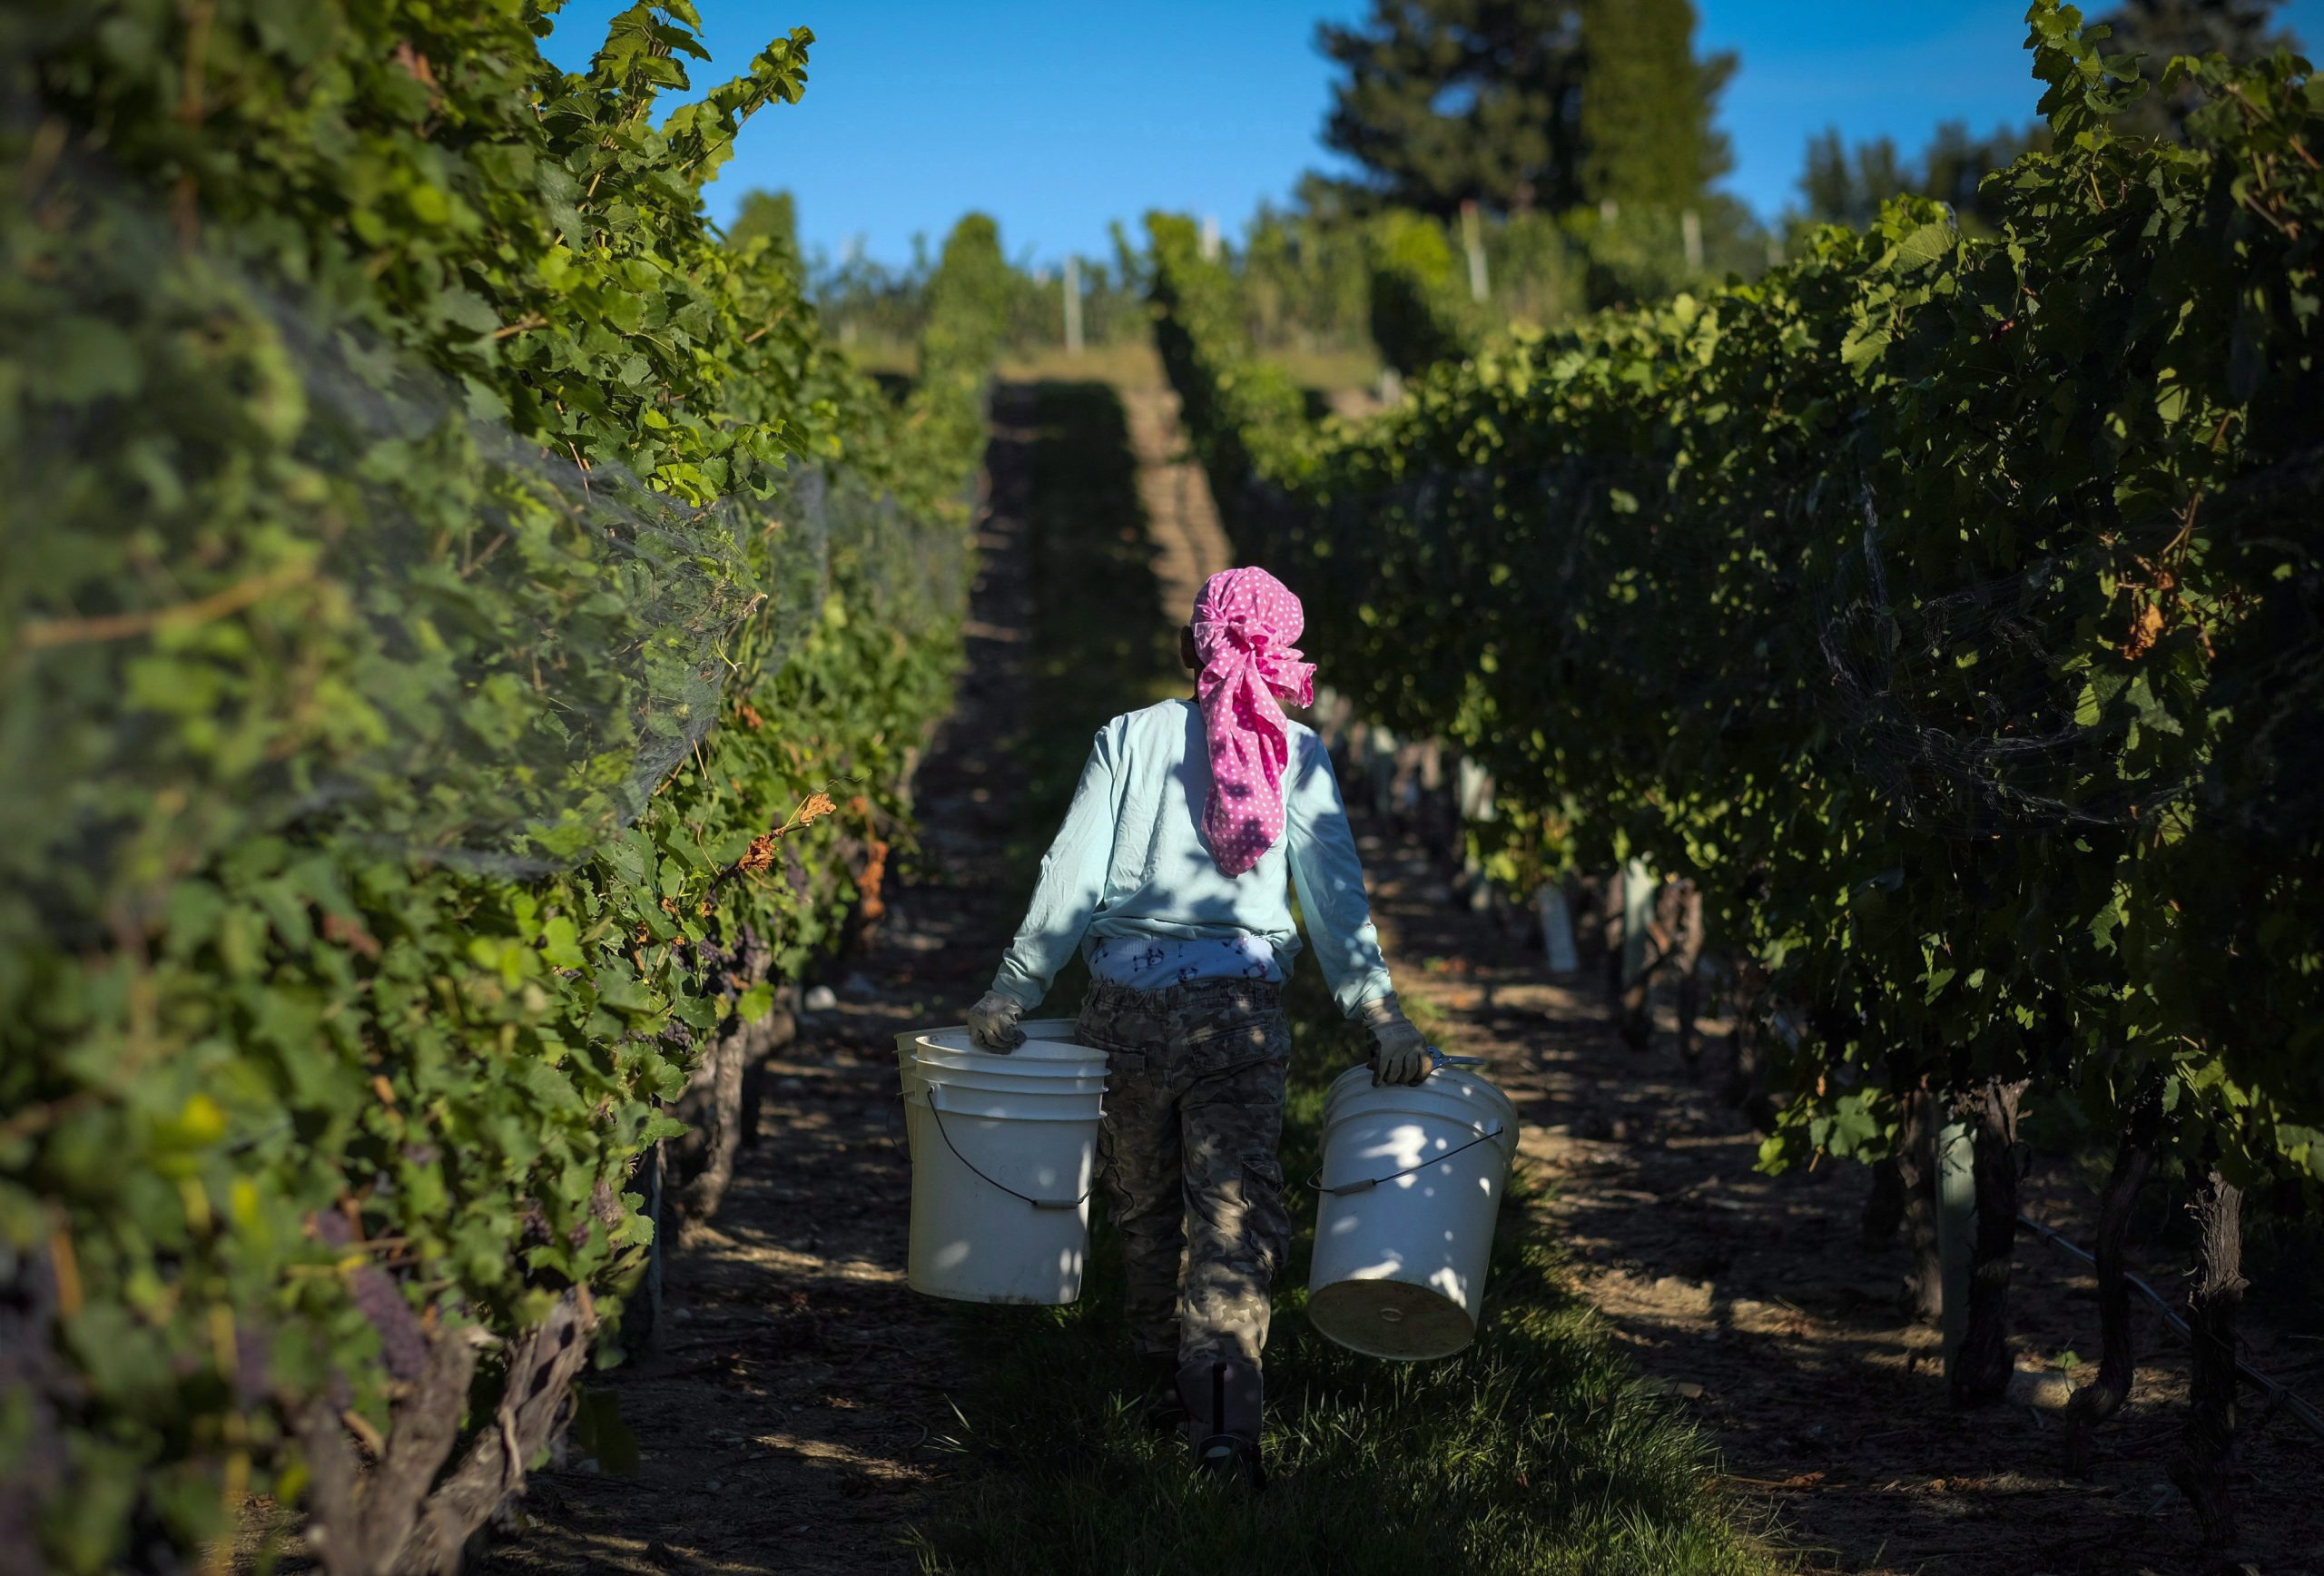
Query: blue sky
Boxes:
[{"xmin": 543, "ymin": 1, "xmax": 2321, "ymax": 268}]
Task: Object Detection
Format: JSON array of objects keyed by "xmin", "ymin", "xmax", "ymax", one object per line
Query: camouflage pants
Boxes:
[{"xmin": 1077, "ymin": 977, "xmax": 1293, "ymax": 1373}]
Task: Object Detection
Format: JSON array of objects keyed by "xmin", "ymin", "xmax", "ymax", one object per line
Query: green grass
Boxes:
[
  {"xmin": 906, "ymin": 379, "xmax": 1773, "ymax": 1576},
  {"xmin": 843, "ymin": 337, "xmax": 1383, "ymax": 400},
  {"xmin": 998, "ymin": 341, "xmax": 1172, "ymax": 390},
  {"xmin": 1001, "ymin": 380, "xmax": 1185, "ymax": 848}
]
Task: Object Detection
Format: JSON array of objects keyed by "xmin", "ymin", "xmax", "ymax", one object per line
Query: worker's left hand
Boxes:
[{"xmin": 1359, "ymin": 994, "xmax": 1429, "ymax": 1086}]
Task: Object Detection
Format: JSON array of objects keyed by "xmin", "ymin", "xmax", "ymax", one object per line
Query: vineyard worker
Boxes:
[{"xmin": 965, "ymin": 566, "xmax": 1428, "ymax": 1487}]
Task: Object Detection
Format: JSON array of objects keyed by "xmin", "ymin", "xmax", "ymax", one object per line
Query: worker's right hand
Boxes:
[
  {"xmin": 967, "ymin": 990, "xmax": 1027, "ymax": 1052},
  {"xmin": 1359, "ymin": 994, "xmax": 1429, "ymax": 1086}
]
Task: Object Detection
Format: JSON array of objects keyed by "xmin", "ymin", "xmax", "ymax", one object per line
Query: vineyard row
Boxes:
[
  {"xmin": 1147, "ymin": 4, "xmax": 2321, "ymax": 1542},
  {"xmin": 0, "ymin": 6, "xmax": 1008, "ymax": 1571}
]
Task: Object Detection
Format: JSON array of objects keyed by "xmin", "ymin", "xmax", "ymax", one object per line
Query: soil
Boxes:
[
  {"xmin": 1120, "ymin": 385, "xmax": 1234, "ymax": 612},
  {"xmin": 485, "ymin": 381, "xmax": 2324, "ymax": 1576},
  {"xmin": 1364, "ymin": 846, "xmax": 2324, "ymax": 1576}
]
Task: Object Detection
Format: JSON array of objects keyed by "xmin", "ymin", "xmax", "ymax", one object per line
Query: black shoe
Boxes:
[
  {"xmin": 1178, "ymin": 1358, "xmax": 1265, "ymax": 1489},
  {"xmin": 1194, "ymin": 1432, "xmax": 1267, "ymax": 1492},
  {"xmin": 1137, "ymin": 1352, "xmax": 1188, "ymax": 1433}
]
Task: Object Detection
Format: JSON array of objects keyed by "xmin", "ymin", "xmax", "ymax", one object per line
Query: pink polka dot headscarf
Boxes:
[{"xmin": 1191, "ymin": 567, "xmax": 1317, "ymax": 877}]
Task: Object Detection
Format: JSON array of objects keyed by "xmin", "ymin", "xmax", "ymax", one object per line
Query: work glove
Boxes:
[
  {"xmin": 966, "ymin": 990, "xmax": 1026, "ymax": 1052},
  {"xmin": 1359, "ymin": 994, "xmax": 1429, "ymax": 1086}
]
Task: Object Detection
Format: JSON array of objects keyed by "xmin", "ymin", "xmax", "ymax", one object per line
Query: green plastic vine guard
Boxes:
[
  {"xmin": 1620, "ymin": 858, "xmax": 1654, "ymax": 985},
  {"xmin": 1935, "ymin": 1119, "xmax": 1976, "ymax": 1383}
]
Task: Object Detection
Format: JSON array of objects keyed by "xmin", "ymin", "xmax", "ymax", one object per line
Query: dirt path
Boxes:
[
  {"xmin": 481, "ymin": 391, "xmax": 1047, "ymax": 1576},
  {"xmin": 1359, "ymin": 831, "xmax": 2324, "ymax": 1576},
  {"xmin": 1120, "ymin": 388, "xmax": 1232, "ymax": 616}
]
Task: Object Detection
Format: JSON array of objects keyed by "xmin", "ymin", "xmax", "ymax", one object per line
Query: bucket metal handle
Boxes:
[
  {"xmin": 918, "ymin": 1094, "xmax": 1092, "ymax": 1212},
  {"xmin": 1306, "ymin": 1125, "xmax": 1508, "ymax": 1198}
]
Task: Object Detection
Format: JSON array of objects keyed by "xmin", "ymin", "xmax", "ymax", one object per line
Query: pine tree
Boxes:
[
  {"xmin": 1915, "ymin": 122, "xmax": 2053, "ymax": 231},
  {"xmin": 1798, "ymin": 130, "xmax": 1905, "ymax": 231},
  {"xmin": 2095, "ymin": 0, "xmax": 2302, "ymax": 140},
  {"xmin": 1315, "ymin": 1, "xmax": 1587, "ymax": 217},
  {"xmin": 1795, "ymin": 122, "xmax": 2050, "ymax": 238},
  {"xmin": 1573, "ymin": 0, "xmax": 1734, "ymax": 212}
]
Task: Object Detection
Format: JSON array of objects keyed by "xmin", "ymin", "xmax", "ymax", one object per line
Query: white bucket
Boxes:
[
  {"xmin": 894, "ymin": 1021, "xmax": 1106, "ymax": 1305},
  {"xmin": 1307, "ymin": 1062, "xmax": 1520, "ymax": 1359}
]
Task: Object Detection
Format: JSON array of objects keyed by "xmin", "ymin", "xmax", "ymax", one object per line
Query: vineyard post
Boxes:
[
  {"xmin": 1364, "ymin": 722, "xmax": 1400, "ymax": 822},
  {"xmin": 1951, "ymin": 1079, "xmax": 2027, "ymax": 1404},
  {"xmin": 1600, "ymin": 871, "xmax": 1627, "ymax": 1006},
  {"xmin": 1935, "ymin": 1115, "xmax": 1974, "ymax": 1375},
  {"xmin": 1461, "ymin": 199, "xmax": 1489, "ymax": 302},
  {"xmin": 1668, "ymin": 882, "xmax": 1705, "ymax": 1059},
  {"xmin": 1681, "ymin": 208, "xmax": 1703, "ymax": 271},
  {"xmin": 1063, "ymin": 254, "xmax": 1083, "ymax": 354},
  {"xmin": 1200, "ymin": 214, "xmax": 1220, "ymax": 261},
  {"xmin": 1537, "ymin": 883, "xmax": 1580, "ymax": 972},
  {"xmin": 1620, "ymin": 860, "xmax": 1652, "ymax": 988}
]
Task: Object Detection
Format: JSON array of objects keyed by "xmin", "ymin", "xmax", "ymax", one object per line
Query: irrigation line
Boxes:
[{"xmin": 2014, "ymin": 1212, "xmax": 2324, "ymax": 1444}]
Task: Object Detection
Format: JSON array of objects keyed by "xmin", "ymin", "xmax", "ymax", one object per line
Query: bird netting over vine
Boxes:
[
  {"xmin": 1265, "ymin": 440, "xmax": 2324, "ymax": 851},
  {"xmin": 1247, "ymin": 461, "xmax": 2211, "ymax": 849},
  {"xmin": 1151, "ymin": 14, "xmax": 2324, "ymax": 1178},
  {"xmin": 0, "ymin": 165, "xmax": 966, "ymax": 942}
]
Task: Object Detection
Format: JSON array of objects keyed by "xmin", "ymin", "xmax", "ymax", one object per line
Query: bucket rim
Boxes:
[
  {"xmin": 901, "ymin": 1024, "xmax": 1100, "ymax": 1065},
  {"xmin": 1321, "ymin": 1069, "xmax": 1520, "ymax": 1157},
  {"xmin": 907, "ymin": 1043, "xmax": 1108, "ymax": 1069},
  {"xmin": 1321, "ymin": 1087, "xmax": 1518, "ymax": 1128},
  {"xmin": 1324, "ymin": 1069, "xmax": 1517, "ymax": 1115}
]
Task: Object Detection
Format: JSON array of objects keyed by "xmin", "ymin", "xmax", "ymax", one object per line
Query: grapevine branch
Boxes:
[
  {"xmin": 16, "ymin": 562, "xmax": 314, "ymax": 649},
  {"xmin": 711, "ymin": 784, "xmax": 844, "ymax": 889},
  {"xmin": 2016, "ymin": 1212, "xmax": 2324, "ymax": 1445}
]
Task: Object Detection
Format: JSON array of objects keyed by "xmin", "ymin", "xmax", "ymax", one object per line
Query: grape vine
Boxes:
[
  {"xmin": 1150, "ymin": 4, "xmax": 2321, "ymax": 1511},
  {"xmin": 0, "ymin": 4, "xmax": 1008, "ymax": 1569}
]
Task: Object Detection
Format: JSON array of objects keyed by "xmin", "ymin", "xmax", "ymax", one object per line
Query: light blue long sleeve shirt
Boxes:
[{"xmin": 990, "ymin": 699, "xmax": 1395, "ymax": 1018}]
